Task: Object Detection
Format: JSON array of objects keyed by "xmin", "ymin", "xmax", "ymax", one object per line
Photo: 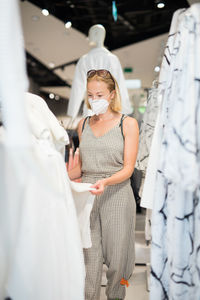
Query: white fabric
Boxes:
[
  {"xmin": 0, "ymin": 0, "xmax": 30, "ymax": 147},
  {"xmin": 1, "ymin": 134, "xmax": 86, "ymax": 300},
  {"xmin": 140, "ymin": 104, "xmax": 163, "ymax": 209},
  {"xmin": 0, "ymin": 1, "xmax": 32, "ymax": 297},
  {"xmin": 149, "ymin": 5, "xmax": 200, "ymax": 299},
  {"xmin": 136, "ymin": 82, "xmax": 159, "ymax": 173},
  {"xmin": 67, "ymin": 47, "xmax": 133, "ymax": 118},
  {"xmin": 26, "ymin": 92, "xmax": 69, "ymax": 156},
  {"xmin": 25, "ymin": 92, "xmax": 95, "ymax": 249},
  {"xmin": 140, "ymin": 8, "xmax": 185, "ymax": 209},
  {"xmin": 70, "ymin": 181, "xmax": 95, "ymax": 248},
  {"xmin": 162, "ymin": 8, "xmax": 200, "ymax": 191},
  {"xmin": 0, "ymin": 2, "xmax": 86, "ymax": 298}
]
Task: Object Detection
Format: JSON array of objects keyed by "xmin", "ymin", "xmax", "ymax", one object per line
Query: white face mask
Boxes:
[{"xmin": 88, "ymin": 98, "xmax": 109, "ymax": 115}]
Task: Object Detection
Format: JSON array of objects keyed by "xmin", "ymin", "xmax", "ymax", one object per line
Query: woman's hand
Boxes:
[{"xmin": 90, "ymin": 179, "xmax": 106, "ymax": 195}]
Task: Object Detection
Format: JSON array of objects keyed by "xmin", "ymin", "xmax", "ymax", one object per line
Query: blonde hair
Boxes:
[{"xmin": 85, "ymin": 71, "xmax": 122, "ymax": 112}]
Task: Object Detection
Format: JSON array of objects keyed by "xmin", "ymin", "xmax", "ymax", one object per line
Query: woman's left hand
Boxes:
[{"xmin": 90, "ymin": 179, "xmax": 106, "ymax": 195}]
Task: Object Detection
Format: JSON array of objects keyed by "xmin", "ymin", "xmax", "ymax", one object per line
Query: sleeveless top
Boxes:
[{"xmin": 79, "ymin": 116, "xmax": 126, "ymax": 180}]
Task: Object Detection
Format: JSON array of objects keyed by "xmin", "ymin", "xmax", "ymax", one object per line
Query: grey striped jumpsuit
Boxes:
[{"xmin": 79, "ymin": 116, "xmax": 136, "ymax": 300}]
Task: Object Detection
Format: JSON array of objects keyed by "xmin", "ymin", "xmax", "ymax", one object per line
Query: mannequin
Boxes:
[
  {"xmin": 67, "ymin": 24, "xmax": 133, "ymax": 120},
  {"xmin": 88, "ymin": 24, "xmax": 105, "ymax": 47},
  {"xmin": 187, "ymin": 0, "xmax": 200, "ymax": 4}
]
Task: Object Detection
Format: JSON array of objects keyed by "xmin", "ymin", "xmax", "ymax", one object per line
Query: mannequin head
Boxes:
[{"xmin": 88, "ymin": 24, "xmax": 106, "ymax": 48}]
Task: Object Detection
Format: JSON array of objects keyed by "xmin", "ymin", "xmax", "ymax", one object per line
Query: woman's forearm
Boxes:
[
  {"xmin": 68, "ymin": 163, "xmax": 82, "ymax": 180},
  {"xmin": 103, "ymin": 165, "xmax": 134, "ymax": 187}
]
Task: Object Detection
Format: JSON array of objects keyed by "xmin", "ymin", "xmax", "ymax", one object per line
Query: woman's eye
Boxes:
[{"xmin": 98, "ymin": 95, "xmax": 103, "ymax": 98}]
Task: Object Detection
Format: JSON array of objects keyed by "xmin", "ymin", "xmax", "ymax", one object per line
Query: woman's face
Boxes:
[{"xmin": 87, "ymin": 80, "xmax": 114, "ymax": 102}]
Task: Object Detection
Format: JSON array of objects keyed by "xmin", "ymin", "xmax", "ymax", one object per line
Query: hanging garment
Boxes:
[
  {"xmin": 25, "ymin": 92, "xmax": 95, "ymax": 249},
  {"xmin": 0, "ymin": 1, "xmax": 89, "ymax": 295},
  {"xmin": 0, "ymin": 91, "xmax": 88, "ymax": 300},
  {"xmin": 0, "ymin": 1, "xmax": 32, "ymax": 298},
  {"xmin": 67, "ymin": 47, "xmax": 133, "ymax": 119},
  {"xmin": 80, "ymin": 117, "xmax": 136, "ymax": 300},
  {"xmin": 136, "ymin": 81, "xmax": 159, "ymax": 174},
  {"xmin": 136, "ymin": 82, "xmax": 159, "ymax": 240},
  {"xmin": 149, "ymin": 4, "xmax": 200, "ymax": 300},
  {"xmin": 25, "ymin": 92, "xmax": 69, "ymax": 155},
  {"xmin": 140, "ymin": 8, "xmax": 186, "ymax": 210}
]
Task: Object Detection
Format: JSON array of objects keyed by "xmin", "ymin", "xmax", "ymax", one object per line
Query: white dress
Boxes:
[
  {"xmin": 0, "ymin": 1, "xmax": 91, "ymax": 297},
  {"xmin": 67, "ymin": 46, "xmax": 133, "ymax": 119},
  {"xmin": 0, "ymin": 92, "xmax": 87, "ymax": 300}
]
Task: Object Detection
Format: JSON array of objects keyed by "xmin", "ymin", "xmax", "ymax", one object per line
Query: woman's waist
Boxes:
[
  {"xmin": 82, "ymin": 172, "xmax": 114, "ymax": 180},
  {"xmin": 81, "ymin": 170, "xmax": 130, "ymax": 185},
  {"xmin": 82, "ymin": 170, "xmax": 120, "ymax": 180}
]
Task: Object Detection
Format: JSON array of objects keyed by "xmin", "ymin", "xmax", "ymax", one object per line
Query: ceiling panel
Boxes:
[{"xmin": 20, "ymin": 0, "xmax": 190, "ymax": 96}]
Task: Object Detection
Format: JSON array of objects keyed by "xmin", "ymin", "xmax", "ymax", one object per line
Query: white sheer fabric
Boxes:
[{"xmin": 0, "ymin": 1, "xmax": 87, "ymax": 299}]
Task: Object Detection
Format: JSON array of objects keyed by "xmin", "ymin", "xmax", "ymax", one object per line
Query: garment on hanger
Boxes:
[
  {"xmin": 0, "ymin": 1, "xmax": 32, "ymax": 298},
  {"xmin": 0, "ymin": 91, "xmax": 88, "ymax": 300},
  {"xmin": 67, "ymin": 47, "xmax": 133, "ymax": 119},
  {"xmin": 136, "ymin": 81, "xmax": 159, "ymax": 175},
  {"xmin": 140, "ymin": 8, "xmax": 186, "ymax": 210},
  {"xmin": 0, "ymin": 1, "xmax": 87, "ymax": 298},
  {"xmin": 149, "ymin": 4, "xmax": 200, "ymax": 299},
  {"xmin": 26, "ymin": 92, "xmax": 95, "ymax": 250}
]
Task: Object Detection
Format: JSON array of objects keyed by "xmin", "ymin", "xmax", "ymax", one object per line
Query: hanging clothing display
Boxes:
[
  {"xmin": 136, "ymin": 80, "xmax": 159, "ymax": 175},
  {"xmin": 136, "ymin": 81, "xmax": 159, "ymax": 239},
  {"xmin": 0, "ymin": 1, "xmax": 32, "ymax": 298},
  {"xmin": 148, "ymin": 4, "xmax": 200, "ymax": 300},
  {"xmin": 67, "ymin": 46, "xmax": 133, "ymax": 119},
  {"xmin": 0, "ymin": 1, "xmax": 91, "ymax": 298},
  {"xmin": 26, "ymin": 92, "xmax": 95, "ymax": 249},
  {"xmin": 140, "ymin": 7, "xmax": 186, "ymax": 210},
  {"xmin": 0, "ymin": 91, "xmax": 88, "ymax": 300}
]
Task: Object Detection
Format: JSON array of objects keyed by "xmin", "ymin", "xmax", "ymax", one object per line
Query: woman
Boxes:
[{"xmin": 68, "ymin": 69, "xmax": 139, "ymax": 300}]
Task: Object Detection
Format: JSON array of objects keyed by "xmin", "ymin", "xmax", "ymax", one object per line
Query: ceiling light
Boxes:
[
  {"xmin": 65, "ymin": 21, "xmax": 72, "ymax": 29},
  {"xmin": 157, "ymin": 2, "xmax": 165, "ymax": 8},
  {"xmin": 55, "ymin": 95, "xmax": 60, "ymax": 101},
  {"xmin": 154, "ymin": 66, "xmax": 160, "ymax": 72},
  {"xmin": 42, "ymin": 9, "xmax": 49, "ymax": 16},
  {"xmin": 125, "ymin": 79, "xmax": 141, "ymax": 89},
  {"xmin": 48, "ymin": 62, "xmax": 55, "ymax": 68},
  {"xmin": 49, "ymin": 93, "xmax": 55, "ymax": 99}
]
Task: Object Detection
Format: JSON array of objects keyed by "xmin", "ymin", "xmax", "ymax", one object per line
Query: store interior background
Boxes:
[
  {"xmin": 18, "ymin": 1, "xmax": 199, "ymax": 299},
  {"xmin": 20, "ymin": 0, "xmax": 195, "ymax": 130}
]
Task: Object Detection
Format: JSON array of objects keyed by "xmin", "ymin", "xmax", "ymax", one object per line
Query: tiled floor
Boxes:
[{"xmin": 100, "ymin": 265, "xmax": 149, "ymax": 300}]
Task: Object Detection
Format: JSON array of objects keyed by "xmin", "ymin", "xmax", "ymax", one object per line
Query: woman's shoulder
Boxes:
[
  {"xmin": 78, "ymin": 117, "xmax": 86, "ymax": 128},
  {"xmin": 77, "ymin": 117, "xmax": 88, "ymax": 137},
  {"xmin": 123, "ymin": 115, "xmax": 138, "ymax": 126},
  {"xmin": 123, "ymin": 116, "xmax": 139, "ymax": 135}
]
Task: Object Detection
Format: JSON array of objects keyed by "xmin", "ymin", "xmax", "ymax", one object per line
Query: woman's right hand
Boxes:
[{"xmin": 90, "ymin": 179, "xmax": 107, "ymax": 196}]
